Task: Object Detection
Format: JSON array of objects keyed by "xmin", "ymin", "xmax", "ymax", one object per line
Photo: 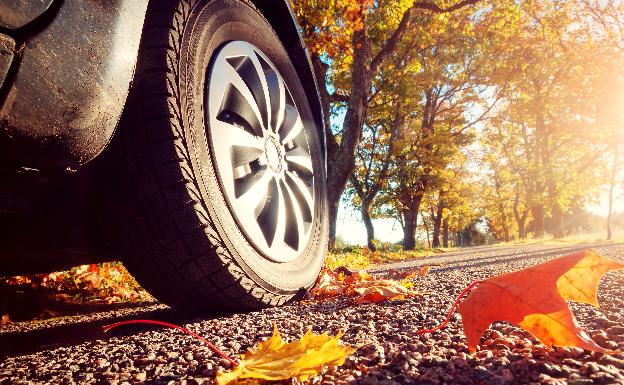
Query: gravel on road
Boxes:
[{"xmin": 1, "ymin": 244, "xmax": 623, "ymax": 385}]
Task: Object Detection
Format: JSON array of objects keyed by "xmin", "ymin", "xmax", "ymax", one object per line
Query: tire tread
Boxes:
[{"xmin": 111, "ymin": 0, "xmax": 292, "ymax": 311}]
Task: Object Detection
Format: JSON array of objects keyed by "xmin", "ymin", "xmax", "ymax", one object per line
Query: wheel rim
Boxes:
[{"xmin": 206, "ymin": 41, "xmax": 315, "ymax": 263}]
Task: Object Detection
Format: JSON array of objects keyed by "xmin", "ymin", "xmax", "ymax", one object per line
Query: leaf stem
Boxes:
[
  {"xmin": 417, "ymin": 280, "xmax": 481, "ymax": 336},
  {"xmin": 102, "ymin": 319, "xmax": 239, "ymax": 367}
]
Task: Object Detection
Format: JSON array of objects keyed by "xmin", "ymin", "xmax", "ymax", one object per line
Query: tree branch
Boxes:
[
  {"xmin": 370, "ymin": 0, "xmax": 481, "ymax": 73},
  {"xmin": 330, "ymin": 92, "xmax": 350, "ymax": 104}
]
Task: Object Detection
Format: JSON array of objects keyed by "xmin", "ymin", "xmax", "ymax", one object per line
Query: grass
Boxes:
[{"xmin": 325, "ymin": 246, "xmax": 456, "ymax": 271}]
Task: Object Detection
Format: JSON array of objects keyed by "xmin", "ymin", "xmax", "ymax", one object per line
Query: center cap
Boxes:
[{"xmin": 265, "ymin": 137, "xmax": 282, "ymax": 172}]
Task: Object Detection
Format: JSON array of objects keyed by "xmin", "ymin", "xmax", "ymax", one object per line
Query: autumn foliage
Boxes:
[
  {"xmin": 310, "ymin": 266, "xmax": 425, "ymax": 303},
  {"xmin": 1, "ymin": 263, "xmax": 152, "ymax": 321},
  {"xmin": 291, "ymin": 0, "xmax": 624, "ymax": 250},
  {"xmin": 292, "ymin": 0, "xmax": 372, "ymax": 57}
]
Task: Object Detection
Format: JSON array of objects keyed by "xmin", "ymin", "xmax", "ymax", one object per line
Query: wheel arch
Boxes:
[
  {"xmin": 0, "ymin": 0, "xmax": 325, "ymax": 175},
  {"xmin": 250, "ymin": 0, "xmax": 327, "ymax": 162}
]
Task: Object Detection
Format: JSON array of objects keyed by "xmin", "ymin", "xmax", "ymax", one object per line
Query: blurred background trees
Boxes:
[{"xmin": 291, "ymin": 0, "xmax": 624, "ymax": 250}]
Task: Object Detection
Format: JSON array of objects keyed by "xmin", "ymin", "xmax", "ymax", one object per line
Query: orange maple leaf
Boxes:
[{"xmin": 458, "ymin": 249, "xmax": 624, "ymax": 353}]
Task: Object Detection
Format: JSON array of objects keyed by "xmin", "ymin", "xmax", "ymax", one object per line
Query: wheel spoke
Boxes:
[
  {"xmin": 211, "ymin": 120, "xmax": 263, "ymax": 171},
  {"xmin": 279, "ymin": 104, "xmax": 303, "ymax": 145},
  {"xmin": 285, "ymin": 170, "xmax": 313, "ymax": 220},
  {"xmin": 272, "ymin": 182, "xmax": 288, "ymax": 248},
  {"xmin": 285, "ymin": 146, "xmax": 313, "ymax": 174},
  {"xmin": 226, "ymin": 55, "xmax": 269, "ymax": 129},
  {"xmin": 257, "ymin": 55, "xmax": 285, "ymax": 132},
  {"xmin": 230, "ymin": 145, "xmax": 263, "ymax": 168},
  {"xmin": 282, "ymin": 180, "xmax": 306, "ymax": 250},
  {"xmin": 256, "ymin": 178, "xmax": 282, "ymax": 246},
  {"xmin": 216, "ymin": 63, "xmax": 265, "ymax": 135},
  {"xmin": 214, "ymin": 119, "xmax": 262, "ymax": 147},
  {"xmin": 235, "ymin": 168, "xmax": 272, "ymax": 214}
]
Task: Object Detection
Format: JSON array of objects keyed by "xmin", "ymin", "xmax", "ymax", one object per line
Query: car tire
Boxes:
[{"xmin": 106, "ymin": 0, "xmax": 327, "ymax": 311}]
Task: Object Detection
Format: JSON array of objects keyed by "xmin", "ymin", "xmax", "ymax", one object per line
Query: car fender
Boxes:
[
  {"xmin": 0, "ymin": 0, "xmax": 150, "ymax": 172},
  {"xmin": 0, "ymin": 0, "xmax": 324, "ymax": 174}
]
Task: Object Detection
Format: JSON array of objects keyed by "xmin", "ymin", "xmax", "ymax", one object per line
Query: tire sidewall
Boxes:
[{"xmin": 178, "ymin": 0, "xmax": 327, "ymax": 293}]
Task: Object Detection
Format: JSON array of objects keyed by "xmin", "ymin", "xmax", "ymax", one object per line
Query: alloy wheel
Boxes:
[{"xmin": 206, "ymin": 41, "xmax": 315, "ymax": 263}]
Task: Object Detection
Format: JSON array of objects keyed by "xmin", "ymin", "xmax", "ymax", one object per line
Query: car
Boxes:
[{"xmin": 0, "ymin": 0, "xmax": 328, "ymax": 312}]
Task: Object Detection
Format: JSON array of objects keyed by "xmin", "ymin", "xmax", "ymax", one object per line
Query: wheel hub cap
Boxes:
[
  {"xmin": 265, "ymin": 136, "xmax": 283, "ymax": 172},
  {"xmin": 206, "ymin": 41, "xmax": 315, "ymax": 263}
]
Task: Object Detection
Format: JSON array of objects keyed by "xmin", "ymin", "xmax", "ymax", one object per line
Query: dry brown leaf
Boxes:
[
  {"xmin": 311, "ymin": 268, "xmax": 419, "ymax": 303},
  {"xmin": 1, "ymin": 314, "xmax": 11, "ymax": 325},
  {"xmin": 36, "ymin": 309, "xmax": 60, "ymax": 320},
  {"xmin": 382, "ymin": 266, "xmax": 430, "ymax": 281},
  {"xmin": 458, "ymin": 249, "xmax": 624, "ymax": 353},
  {"xmin": 352, "ymin": 279, "xmax": 412, "ymax": 303}
]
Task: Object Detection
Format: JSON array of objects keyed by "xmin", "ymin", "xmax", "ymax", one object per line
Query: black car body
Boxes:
[{"xmin": 0, "ymin": 0, "xmax": 327, "ymax": 311}]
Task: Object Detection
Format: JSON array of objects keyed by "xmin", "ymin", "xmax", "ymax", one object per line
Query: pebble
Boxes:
[{"xmin": 1, "ymin": 244, "xmax": 623, "ymax": 384}]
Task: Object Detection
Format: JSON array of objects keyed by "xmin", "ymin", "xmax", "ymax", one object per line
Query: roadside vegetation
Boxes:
[
  {"xmin": 326, "ymin": 244, "xmax": 450, "ymax": 270},
  {"xmin": 291, "ymin": 0, "xmax": 624, "ymax": 250},
  {"xmin": 0, "ymin": 263, "xmax": 152, "ymax": 324}
]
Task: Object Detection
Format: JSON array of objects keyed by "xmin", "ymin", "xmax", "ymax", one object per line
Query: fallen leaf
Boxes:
[
  {"xmin": 1, "ymin": 314, "xmax": 11, "ymax": 325},
  {"xmin": 383, "ymin": 266, "xmax": 430, "ymax": 280},
  {"xmin": 36, "ymin": 309, "xmax": 60, "ymax": 320},
  {"xmin": 354, "ymin": 280, "xmax": 411, "ymax": 303},
  {"xmin": 352, "ymin": 279, "xmax": 412, "ymax": 304},
  {"xmin": 215, "ymin": 325, "xmax": 355, "ymax": 385},
  {"xmin": 311, "ymin": 267, "xmax": 420, "ymax": 303},
  {"xmin": 458, "ymin": 249, "xmax": 624, "ymax": 353},
  {"xmin": 311, "ymin": 269, "xmax": 346, "ymax": 298}
]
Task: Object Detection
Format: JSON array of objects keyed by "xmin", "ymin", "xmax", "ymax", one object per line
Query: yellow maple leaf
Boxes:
[{"xmin": 215, "ymin": 325, "xmax": 355, "ymax": 385}]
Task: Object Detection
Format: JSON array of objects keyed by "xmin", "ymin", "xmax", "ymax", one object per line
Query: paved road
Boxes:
[
  {"xmin": 1, "ymin": 243, "xmax": 623, "ymax": 385},
  {"xmin": 369, "ymin": 242, "xmax": 617, "ymax": 274}
]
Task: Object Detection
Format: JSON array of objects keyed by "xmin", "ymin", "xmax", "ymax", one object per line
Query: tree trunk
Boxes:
[
  {"xmin": 607, "ymin": 191, "xmax": 614, "ymax": 241},
  {"xmin": 533, "ymin": 87, "xmax": 548, "ymax": 240},
  {"xmin": 402, "ymin": 200, "xmax": 421, "ymax": 250},
  {"xmin": 513, "ymin": 188, "xmax": 528, "ymax": 239},
  {"xmin": 432, "ymin": 196, "xmax": 444, "ymax": 248},
  {"xmin": 324, "ymin": 29, "xmax": 371, "ymax": 250},
  {"xmin": 517, "ymin": 215, "xmax": 527, "ymax": 239},
  {"xmin": 607, "ymin": 147, "xmax": 619, "ymax": 241},
  {"xmin": 502, "ymin": 220, "xmax": 510, "ymax": 242},
  {"xmin": 361, "ymin": 200, "xmax": 376, "ymax": 251},
  {"xmin": 422, "ymin": 215, "xmax": 431, "ymax": 248},
  {"xmin": 327, "ymin": 199, "xmax": 339, "ymax": 250},
  {"xmin": 551, "ymin": 205, "xmax": 565, "ymax": 239},
  {"xmin": 311, "ymin": 54, "xmax": 339, "ymax": 251},
  {"xmin": 442, "ymin": 218, "xmax": 449, "ymax": 247},
  {"xmin": 531, "ymin": 204, "xmax": 545, "ymax": 238},
  {"xmin": 403, "ymin": 212, "xmax": 417, "ymax": 250},
  {"xmin": 497, "ymin": 201, "xmax": 510, "ymax": 242}
]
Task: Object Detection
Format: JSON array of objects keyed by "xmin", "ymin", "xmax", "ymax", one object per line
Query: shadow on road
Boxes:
[{"xmin": 0, "ymin": 302, "xmax": 232, "ymax": 359}]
